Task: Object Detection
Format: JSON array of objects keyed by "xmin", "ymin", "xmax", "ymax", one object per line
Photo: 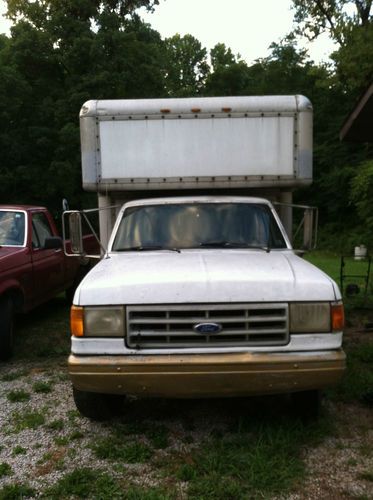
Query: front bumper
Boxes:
[{"xmin": 68, "ymin": 350, "xmax": 346, "ymax": 398}]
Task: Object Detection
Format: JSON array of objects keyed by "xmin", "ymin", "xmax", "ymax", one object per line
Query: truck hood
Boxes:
[{"xmin": 75, "ymin": 250, "xmax": 339, "ymax": 305}]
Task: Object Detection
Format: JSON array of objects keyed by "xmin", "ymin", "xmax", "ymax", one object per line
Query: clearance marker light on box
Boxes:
[{"xmin": 71, "ymin": 306, "xmax": 84, "ymax": 337}]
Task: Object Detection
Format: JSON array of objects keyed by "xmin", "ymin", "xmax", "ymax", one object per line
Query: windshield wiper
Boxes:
[
  {"xmin": 115, "ymin": 245, "xmax": 180, "ymax": 253},
  {"xmin": 199, "ymin": 241, "xmax": 270, "ymax": 252}
]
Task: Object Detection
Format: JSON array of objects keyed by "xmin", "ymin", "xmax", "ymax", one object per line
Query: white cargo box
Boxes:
[{"xmin": 80, "ymin": 96, "xmax": 312, "ymax": 192}]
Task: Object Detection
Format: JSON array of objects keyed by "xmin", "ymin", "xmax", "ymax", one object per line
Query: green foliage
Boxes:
[
  {"xmin": 146, "ymin": 425, "xmax": 170, "ymax": 449},
  {"xmin": 0, "ymin": 483, "xmax": 35, "ymax": 500},
  {"xmin": 0, "ymin": 463, "xmax": 12, "ymax": 478},
  {"xmin": 12, "ymin": 410, "xmax": 45, "ymax": 432},
  {"xmin": 46, "ymin": 419, "xmax": 64, "ymax": 431},
  {"xmin": 12, "ymin": 446, "xmax": 26, "ymax": 456},
  {"xmin": 163, "ymin": 34, "xmax": 209, "ymax": 96},
  {"xmin": 1, "ymin": 370, "xmax": 29, "ymax": 381},
  {"xmin": 92, "ymin": 436, "xmax": 153, "ymax": 462},
  {"xmin": 33, "ymin": 381, "xmax": 53, "ymax": 394},
  {"xmin": 332, "ymin": 23, "xmax": 373, "ymax": 92},
  {"xmin": 0, "ymin": 1, "xmax": 165, "ymax": 213},
  {"xmin": 6, "ymin": 390, "xmax": 30, "ymax": 403},
  {"xmin": 291, "ymin": 0, "xmax": 372, "ymax": 45},
  {"xmin": 350, "ymin": 160, "xmax": 373, "ymax": 244},
  {"xmin": 66, "ymin": 480, "xmax": 168, "ymax": 500},
  {"xmin": 44, "ymin": 468, "xmax": 122, "ymax": 499},
  {"xmin": 183, "ymin": 419, "xmax": 331, "ymax": 499}
]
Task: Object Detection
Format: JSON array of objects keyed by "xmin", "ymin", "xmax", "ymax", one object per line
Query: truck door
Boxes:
[{"xmin": 31, "ymin": 211, "xmax": 65, "ymax": 305}]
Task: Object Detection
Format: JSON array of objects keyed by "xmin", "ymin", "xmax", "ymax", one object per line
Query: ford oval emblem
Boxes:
[{"xmin": 194, "ymin": 322, "xmax": 223, "ymax": 334}]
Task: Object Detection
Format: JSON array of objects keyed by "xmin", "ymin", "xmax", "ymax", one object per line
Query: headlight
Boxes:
[
  {"xmin": 85, "ymin": 307, "xmax": 124, "ymax": 337},
  {"xmin": 70, "ymin": 306, "xmax": 124, "ymax": 337},
  {"xmin": 289, "ymin": 302, "xmax": 331, "ymax": 333}
]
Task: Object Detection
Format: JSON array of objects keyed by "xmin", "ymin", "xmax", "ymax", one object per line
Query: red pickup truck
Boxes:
[{"xmin": 0, "ymin": 205, "xmax": 94, "ymax": 360}]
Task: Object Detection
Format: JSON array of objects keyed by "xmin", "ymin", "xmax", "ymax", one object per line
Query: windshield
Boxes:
[
  {"xmin": 112, "ymin": 202, "xmax": 287, "ymax": 251},
  {"xmin": 0, "ymin": 211, "xmax": 26, "ymax": 247}
]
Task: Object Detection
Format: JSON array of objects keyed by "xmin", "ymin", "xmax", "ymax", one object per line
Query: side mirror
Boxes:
[
  {"xmin": 44, "ymin": 236, "xmax": 63, "ymax": 250},
  {"xmin": 69, "ymin": 212, "xmax": 84, "ymax": 254}
]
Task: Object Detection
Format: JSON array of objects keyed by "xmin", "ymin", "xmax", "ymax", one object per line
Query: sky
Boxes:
[{"xmin": 0, "ymin": 0, "xmax": 336, "ymax": 64}]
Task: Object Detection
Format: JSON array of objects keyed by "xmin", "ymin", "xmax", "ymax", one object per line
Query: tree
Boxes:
[
  {"xmin": 0, "ymin": 0, "xmax": 165, "ymax": 213},
  {"xmin": 291, "ymin": 0, "xmax": 372, "ymax": 95},
  {"xmin": 291, "ymin": 0, "xmax": 372, "ymax": 45},
  {"xmin": 204, "ymin": 43, "xmax": 250, "ymax": 96},
  {"xmin": 210, "ymin": 43, "xmax": 236, "ymax": 71},
  {"xmin": 163, "ymin": 34, "xmax": 209, "ymax": 96},
  {"xmin": 350, "ymin": 160, "xmax": 373, "ymax": 245}
]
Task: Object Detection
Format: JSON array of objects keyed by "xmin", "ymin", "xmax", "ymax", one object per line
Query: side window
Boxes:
[{"xmin": 32, "ymin": 213, "xmax": 53, "ymax": 249}]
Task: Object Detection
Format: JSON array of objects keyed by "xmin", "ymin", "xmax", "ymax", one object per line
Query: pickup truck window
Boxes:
[
  {"xmin": 0, "ymin": 210, "xmax": 25, "ymax": 246},
  {"xmin": 32, "ymin": 212, "xmax": 53, "ymax": 248},
  {"xmin": 112, "ymin": 203, "xmax": 287, "ymax": 251}
]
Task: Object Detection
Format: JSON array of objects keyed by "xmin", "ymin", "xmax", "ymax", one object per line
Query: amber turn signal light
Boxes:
[
  {"xmin": 331, "ymin": 303, "xmax": 344, "ymax": 332},
  {"xmin": 70, "ymin": 306, "xmax": 84, "ymax": 337}
]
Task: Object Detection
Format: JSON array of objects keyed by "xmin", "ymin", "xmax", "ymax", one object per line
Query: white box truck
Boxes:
[{"xmin": 67, "ymin": 96, "xmax": 345, "ymax": 420}]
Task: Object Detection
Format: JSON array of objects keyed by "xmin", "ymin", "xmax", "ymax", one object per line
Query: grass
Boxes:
[
  {"xmin": 173, "ymin": 418, "xmax": 332, "ymax": 499},
  {"xmin": 1, "ymin": 370, "xmax": 29, "ymax": 382},
  {"xmin": 44, "ymin": 467, "xmax": 174, "ymax": 500},
  {"xmin": 92, "ymin": 437, "xmax": 153, "ymax": 463},
  {"xmin": 46, "ymin": 419, "xmax": 64, "ymax": 431},
  {"xmin": 6, "ymin": 390, "xmax": 30, "ymax": 403},
  {"xmin": 0, "ymin": 484, "xmax": 35, "ymax": 500},
  {"xmin": 33, "ymin": 381, "xmax": 53, "ymax": 394},
  {"xmin": 305, "ymin": 250, "xmax": 371, "ymax": 284},
  {"xmin": 12, "ymin": 446, "xmax": 26, "ymax": 456},
  {"xmin": 12, "ymin": 410, "xmax": 45, "ymax": 432},
  {"xmin": 305, "ymin": 251, "xmax": 373, "ymax": 310},
  {"xmin": 44, "ymin": 468, "xmax": 122, "ymax": 499},
  {"xmin": 358, "ymin": 471, "xmax": 373, "ymax": 482},
  {"xmin": 146, "ymin": 425, "xmax": 170, "ymax": 449},
  {"xmin": 0, "ymin": 463, "xmax": 12, "ymax": 478}
]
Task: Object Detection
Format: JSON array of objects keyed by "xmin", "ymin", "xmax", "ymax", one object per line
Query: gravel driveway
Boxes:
[{"xmin": 0, "ymin": 356, "xmax": 372, "ymax": 499}]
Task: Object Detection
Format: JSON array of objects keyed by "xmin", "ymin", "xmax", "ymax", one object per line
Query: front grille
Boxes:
[{"xmin": 126, "ymin": 304, "xmax": 289, "ymax": 349}]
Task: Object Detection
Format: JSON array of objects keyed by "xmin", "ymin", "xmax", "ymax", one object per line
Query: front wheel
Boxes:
[
  {"xmin": 72, "ymin": 387, "xmax": 124, "ymax": 421},
  {"xmin": 0, "ymin": 298, "xmax": 14, "ymax": 361}
]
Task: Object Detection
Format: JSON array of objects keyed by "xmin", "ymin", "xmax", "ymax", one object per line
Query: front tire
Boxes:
[
  {"xmin": 0, "ymin": 298, "xmax": 14, "ymax": 361},
  {"xmin": 72, "ymin": 387, "xmax": 124, "ymax": 421}
]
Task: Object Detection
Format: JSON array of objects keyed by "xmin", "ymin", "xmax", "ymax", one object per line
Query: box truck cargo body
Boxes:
[{"xmin": 67, "ymin": 96, "xmax": 345, "ymax": 420}]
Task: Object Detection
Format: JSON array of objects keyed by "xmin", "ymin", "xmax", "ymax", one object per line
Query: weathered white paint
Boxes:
[{"xmin": 80, "ymin": 95, "xmax": 313, "ymax": 191}]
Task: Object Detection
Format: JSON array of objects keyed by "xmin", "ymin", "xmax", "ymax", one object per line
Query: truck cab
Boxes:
[{"xmin": 69, "ymin": 196, "xmax": 344, "ymax": 420}]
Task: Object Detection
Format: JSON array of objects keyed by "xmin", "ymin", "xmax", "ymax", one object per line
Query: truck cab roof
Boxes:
[
  {"xmin": 122, "ymin": 196, "xmax": 274, "ymax": 209},
  {"xmin": 0, "ymin": 205, "xmax": 47, "ymax": 212}
]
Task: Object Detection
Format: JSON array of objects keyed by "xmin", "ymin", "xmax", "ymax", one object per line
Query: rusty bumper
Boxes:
[{"xmin": 68, "ymin": 350, "xmax": 346, "ymax": 397}]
